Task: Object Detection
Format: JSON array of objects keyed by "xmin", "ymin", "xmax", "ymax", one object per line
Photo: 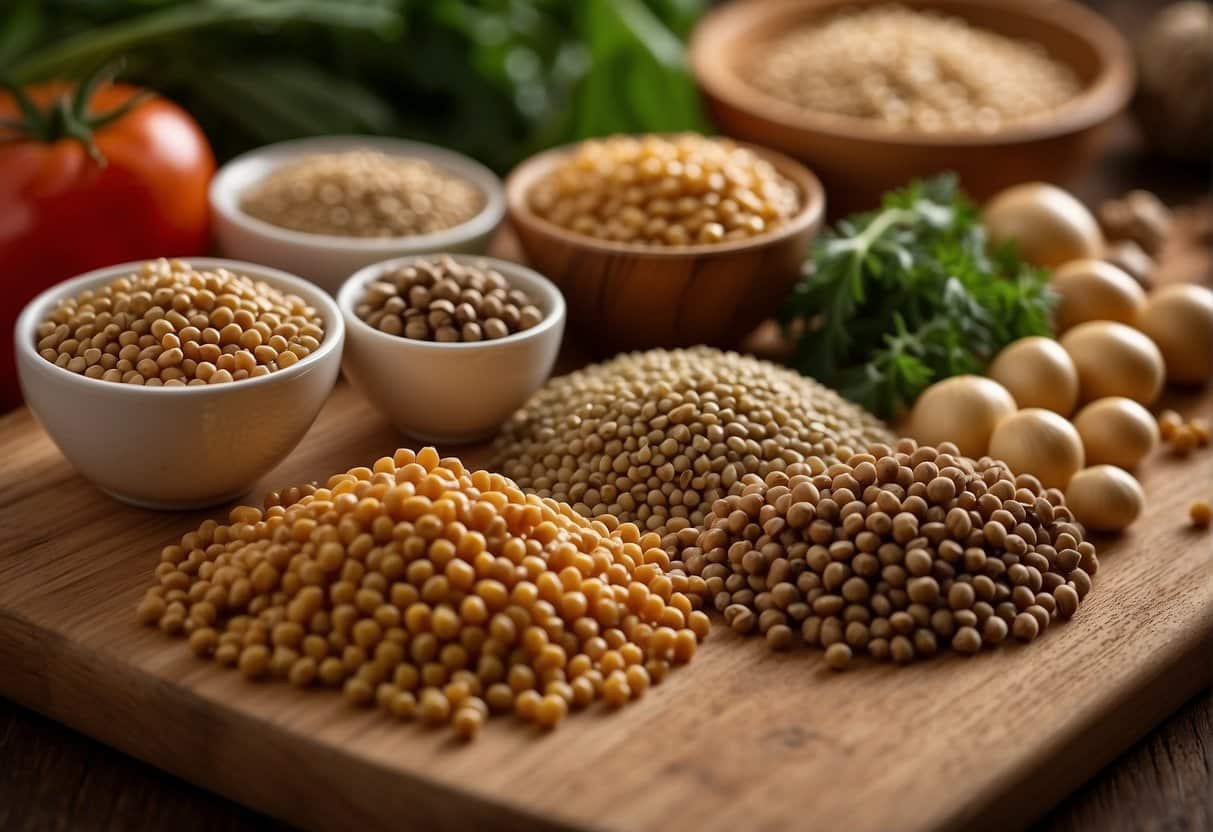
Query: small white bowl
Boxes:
[
  {"xmin": 210, "ymin": 135, "xmax": 506, "ymax": 295},
  {"xmin": 337, "ymin": 254, "xmax": 565, "ymax": 444},
  {"xmin": 15, "ymin": 258, "xmax": 345, "ymax": 510}
]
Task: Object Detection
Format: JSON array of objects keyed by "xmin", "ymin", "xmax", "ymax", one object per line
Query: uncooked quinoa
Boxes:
[
  {"xmin": 241, "ymin": 150, "xmax": 484, "ymax": 238},
  {"xmin": 137, "ymin": 447, "xmax": 708, "ymax": 738},
  {"xmin": 749, "ymin": 4, "xmax": 1082, "ymax": 133},
  {"xmin": 34, "ymin": 259, "xmax": 325, "ymax": 386},
  {"xmin": 491, "ymin": 347, "xmax": 892, "ymax": 554},
  {"xmin": 683, "ymin": 438, "xmax": 1098, "ymax": 668},
  {"xmin": 527, "ymin": 134, "xmax": 801, "ymax": 246}
]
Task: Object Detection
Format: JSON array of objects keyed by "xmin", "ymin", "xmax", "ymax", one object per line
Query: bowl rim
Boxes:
[
  {"xmin": 689, "ymin": 0, "xmax": 1135, "ymax": 147},
  {"xmin": 504, "ymin": 136, "xmax": 826, "ymax": 258},
  {"xmin": 336, "ymin": 253, "xmax": 566, "ymax": 352},
  {"xmin": 16, "ymin": 257, "xmax": 346, "ymax": 396},
  {"xmin": 209, "ymin": 134, "xmax": 507, "ymax": 253}
]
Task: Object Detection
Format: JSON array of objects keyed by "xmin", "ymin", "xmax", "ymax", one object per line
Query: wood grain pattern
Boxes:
[{"xmin": 0, "ymin": 370, "xmax": 1210, "ymax": 832}]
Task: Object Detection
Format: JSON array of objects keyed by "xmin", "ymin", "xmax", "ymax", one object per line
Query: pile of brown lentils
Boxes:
[
  {"xmin": 356, "ymin": 256, "xmax": 544, "ymax": 343},
  {"xmin": 749, "ymin": 5, "xmax": 1081, "ymax": 133},
  {"xmin": 491, "ymin": 348, "xmax": 892, "ymax": 555},
  {"xmin": 680, "ymin": 438, "xmax": 1098, "ymax": 669},
  {"xmin": 137, "ymin": 447, "xmax": 708, "ymax": 739},
  {"xmin": 527, "ymin": 134, "xmax": 801, "ymax": 246},
  {"xmin": 241, "ymin": 151, "xmax": 484, "ymax": 238},
  {"xmin": 35, "ymin": 259, "xmax": 325, "ymax": 386}
]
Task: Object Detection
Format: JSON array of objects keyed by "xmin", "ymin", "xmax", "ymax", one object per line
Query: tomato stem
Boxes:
[{"xmin": 0, "ymin": 58, "xmax": 154, "ymax": 167}]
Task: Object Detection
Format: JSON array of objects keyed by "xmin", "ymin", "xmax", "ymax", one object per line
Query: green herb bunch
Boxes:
[{"xmin": 780, "ymin": 175, "xmax": 1055, "ymax": 419}]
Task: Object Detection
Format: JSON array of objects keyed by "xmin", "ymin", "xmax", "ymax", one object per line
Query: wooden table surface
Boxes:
[{"xmin": 1, "ymin": 1, "xmax": 1210, "ymax": 829}]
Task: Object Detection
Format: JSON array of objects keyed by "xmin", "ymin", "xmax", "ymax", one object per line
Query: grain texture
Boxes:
[{"xmin": 0, "ymin": 368, "xmax": 1210, "ymax": 832}]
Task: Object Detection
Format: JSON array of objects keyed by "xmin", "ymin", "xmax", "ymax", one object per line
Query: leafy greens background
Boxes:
[{"xmin": 0, "ymin": 0, "xmax": 710, "ymax": 169}]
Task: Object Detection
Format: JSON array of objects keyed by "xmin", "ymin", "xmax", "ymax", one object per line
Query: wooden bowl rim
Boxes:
[
  {"xmin": 504, "ymin": 136, "xmax": 825, "ymax": 258},
  {"xmin": 690, "ymin": 0, "xmax": 1135, "ymax": 148}
]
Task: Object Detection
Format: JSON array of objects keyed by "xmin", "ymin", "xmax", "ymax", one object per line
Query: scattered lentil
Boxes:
[
  {"xmin": 241, "ymin": 151, "xmax": 483, "ymax": 238},
  {"xmin": 1190, "ymin": 499, "xmax": 1212, "ymax": 529},
  {"xmin": 527, "ymin": 134, "xmax": 800, "ymax": 246},
  {"xmin": 138, "ymin": 447, "xmax": 704, "ymax": 737},
  {"xmin": 748, "ymin": 4, "xmax": 1081, "ymax": 133},
  {"xmin": 682, "ymin": 438, "xmax": 1097, "ymax": 667},
  {"xmin": 34, "ymin": 259, "xmax": 324, "ymax": 385},
  {"xmin": 355, "ymin": 256, "xmax": 543, "ymax": 343},
  {"xmin": 491, "ymin": 347, "xmax": 892, "ymax": 555}
]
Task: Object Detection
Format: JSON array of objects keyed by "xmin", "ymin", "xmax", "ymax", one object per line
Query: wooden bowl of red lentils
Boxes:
[
  {"xmin": 691, "ymin": 0, "xmax": 1133, "ymax": 213},
  {"xmin": 14, "ymin": 258, "xmax": 344, "ymax": 509},
  {"xmin": 505, "ymin": 133, "xmax": 824, "ymax": 355}
]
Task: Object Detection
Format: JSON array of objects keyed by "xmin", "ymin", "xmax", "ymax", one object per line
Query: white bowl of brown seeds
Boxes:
[
  {"xmin": 15, "ymin": 258, "xmax": 344, "ymax": 509},
  {"xmin": 210, "ymin": 136, "xmax": 506, "ymax": 295},
  {"xmin": 337, "ymin": 253, "xmax": 564, "ymax": 444}
]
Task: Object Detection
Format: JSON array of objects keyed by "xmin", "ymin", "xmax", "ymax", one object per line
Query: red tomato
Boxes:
[{"xmin": 1, "ymin": 79, "xmax": 215, "ymax": 410}]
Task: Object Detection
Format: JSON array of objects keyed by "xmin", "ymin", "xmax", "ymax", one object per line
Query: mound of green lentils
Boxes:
[
  {"xmin": 491, "ymin": 347, "xmax": 892, "ymax": 556},
  {"xmin": 680, "ymin": 437, "xmax": 1098, "ymax": 669}
]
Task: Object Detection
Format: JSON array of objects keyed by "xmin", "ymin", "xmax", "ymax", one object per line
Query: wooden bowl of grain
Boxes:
[
  {"xmin": 691, "ymin": 0, "xmax": 1134, "ymax": 214},
  {"xmin": 505, "ymin": 139, "xmax": 825, "ymax": 355}
]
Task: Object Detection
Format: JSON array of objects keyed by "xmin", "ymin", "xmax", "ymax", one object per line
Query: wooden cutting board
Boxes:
[
  {"xmin": 1, "ymin": 212, "xmax": 1211, "ymax": 832},
  {"xmin": 2, "ymin": 385, "xmax": 1211, "ymax": 832}
]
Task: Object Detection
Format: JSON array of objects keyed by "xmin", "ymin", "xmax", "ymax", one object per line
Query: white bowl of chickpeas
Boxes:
[
  {"xmin": 210, "ymin": 136, "xmax": 506, "ymax": 295},
  {"xmin": 15, "ymin": 258, "xmax": 344, "ymax": 509},
  {"xmin": 336, "ymin": 253, "xmax": 564, "ymax": 444}
]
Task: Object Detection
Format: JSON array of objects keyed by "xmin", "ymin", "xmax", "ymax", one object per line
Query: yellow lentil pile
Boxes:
[
  {"xmin": 241, "ymin": 151, "xmax": 484, "ymax": 238},
  {"xmin": 356, "ymin": 256, "xmax": 544, "ymax": 343},
  {"xmin": 137, "ymin": 447, "xmax": 707, "ymax": 738},
  {"xmin": 527, "ymin": 134, "xmax": 800, "ymax": 246},
  {"xmin": 749, "ymin": 4, "xmax": 1081, "ymax": 133},
  {"xmin": 35, "ymin": 259, "xmax": 325, "ymax": 386},
  {"xmin": 683, "ymin": 438, "xmax": 1097, "ymax": 669},
  {"xmin": 491, "ymin": 348, "xmax": 892, "ymax": 555}
]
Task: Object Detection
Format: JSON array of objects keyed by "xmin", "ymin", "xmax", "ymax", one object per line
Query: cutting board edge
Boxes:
[
  {"xmin": 947, "ymin": 620, "xmax": 1213, "ymax": 832},
  {"xmin": 0, "ymin": 605, "xmax": 585, "ymax": 832}
]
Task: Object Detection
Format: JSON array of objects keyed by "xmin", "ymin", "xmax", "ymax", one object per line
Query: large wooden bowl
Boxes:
[
  {"xmin": 505, "ymin": 140, "xmax": 825, "ymax": 355},
  {"xmin": 691, "ymin": 0, "xmax": 1134, "ymax": 214}
]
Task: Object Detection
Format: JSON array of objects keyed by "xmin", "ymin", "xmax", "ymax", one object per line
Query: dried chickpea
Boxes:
[
  {"xmin": 140, "ymin": 448, "xmax": 706, "ymax": 738},
  {"xmin": 35, "ymin": 259, "xmax": 324, "ymax": 385},
  {"xmin": 685, "ymin": 438, "xmax": 1096, "ymax": 668}
]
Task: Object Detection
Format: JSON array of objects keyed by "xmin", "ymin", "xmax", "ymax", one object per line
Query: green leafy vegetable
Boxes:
[
  {"xmin": 0, "ymin": 0, "xmax": 709, "ymax": 170},
  {"xmin": 780, "ymin": 175, "xmax": 1056, "ymax": 419}
]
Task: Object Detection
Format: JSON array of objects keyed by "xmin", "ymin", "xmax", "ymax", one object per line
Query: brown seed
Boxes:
[{"xmin": 824, "ymin": 642, "xmax": 852, "ymax": 670}]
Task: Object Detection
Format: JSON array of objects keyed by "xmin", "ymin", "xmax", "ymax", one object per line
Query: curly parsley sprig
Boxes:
[{"xmin": 780, "ymin": 175, "xmax": 1056, "ymax": 419}]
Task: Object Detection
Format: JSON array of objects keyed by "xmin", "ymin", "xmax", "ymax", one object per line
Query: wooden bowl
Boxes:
[
  {"xmin": 691, "ymin": 0, "xmax": 1134, "ymax": 214},
  {"xmin": 505, "ymin": 140, "xmax": 824, "ymax": 355}
]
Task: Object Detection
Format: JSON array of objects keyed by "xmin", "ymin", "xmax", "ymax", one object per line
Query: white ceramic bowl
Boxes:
[
  {"xmin": 210, "ymin": 135, "xmax": 506, "ymax": 294},
  {"xmin": 337, "ymin": 254, "xmax": 565, "ymax": 444},
  {"xmin": 15, "ymin": 258, "xmax": 345, "ymax": 509}
]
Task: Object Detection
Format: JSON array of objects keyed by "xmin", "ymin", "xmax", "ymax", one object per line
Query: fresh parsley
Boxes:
[{"xmin": 780, "ymin": 175, "xmax": 1056, "ymax": 419}]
